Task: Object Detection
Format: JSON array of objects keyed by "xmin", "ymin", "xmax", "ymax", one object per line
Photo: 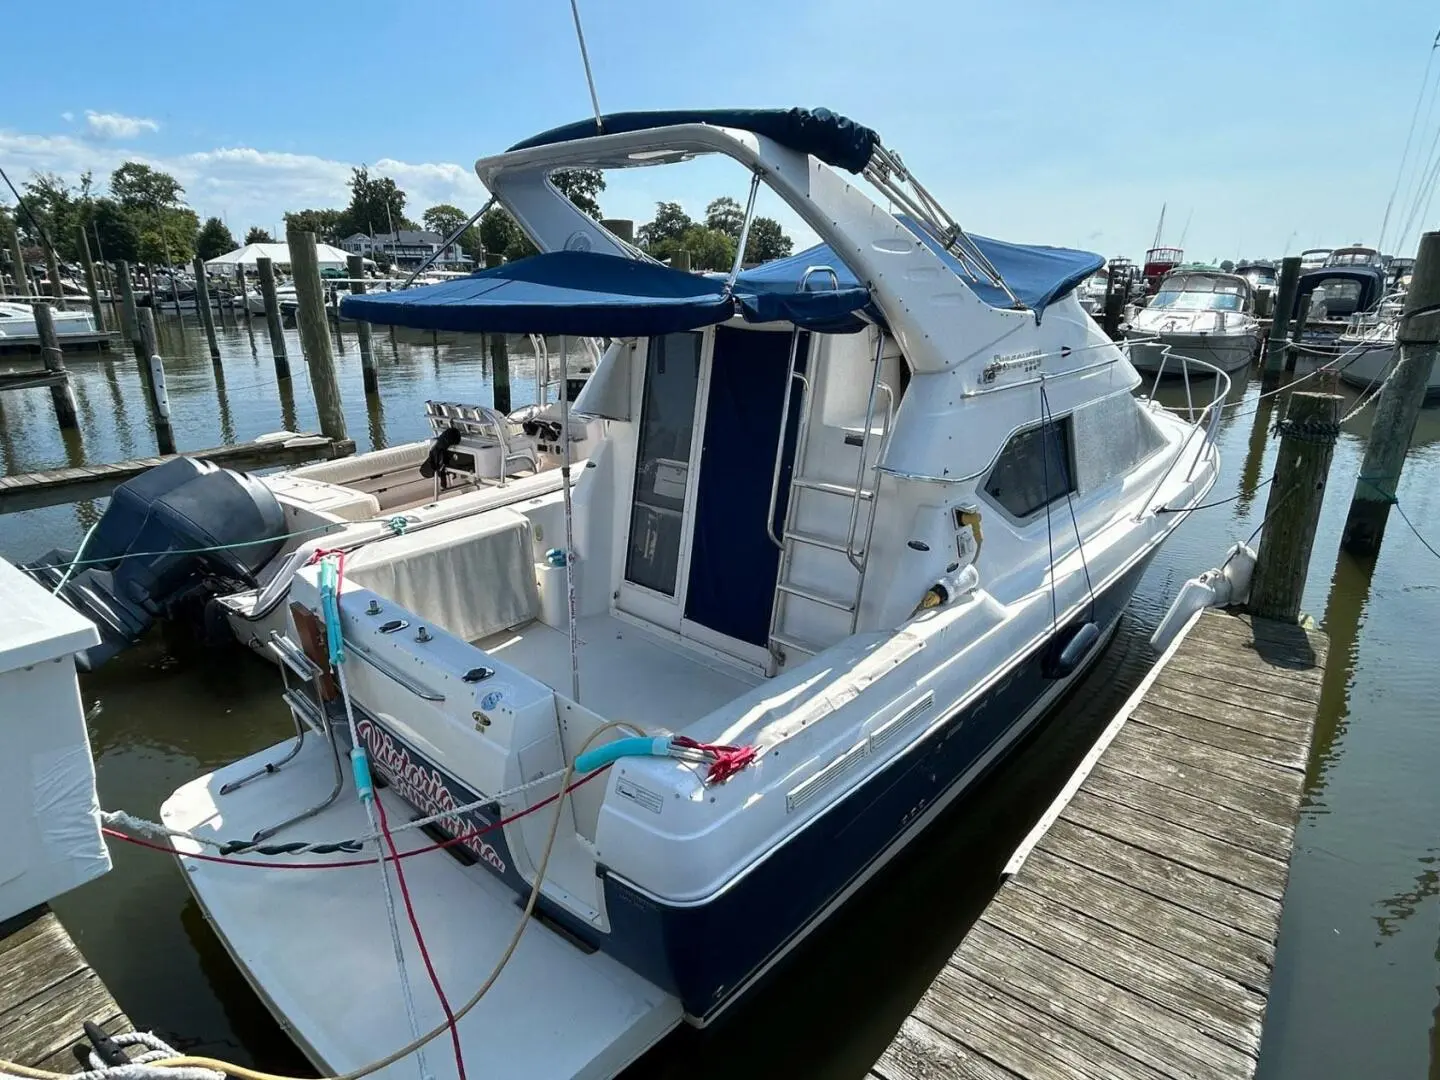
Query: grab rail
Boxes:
[
  {"xmin": 846, "ymin": 330, "xmax": 890, "ymax": 570},
  {"xmin": 767, "ymin": 326, "xmax": 809, "ymax": 549},
  {"xmin": 346, "ymin": 635, "xmax": 446, "ymax": 702},
  {"xmin": 1131, "ymin": 340, "xmax": 1234, "ymax": 517}
]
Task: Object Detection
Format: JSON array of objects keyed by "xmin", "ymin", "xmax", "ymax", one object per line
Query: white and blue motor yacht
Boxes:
[{"xmin": 160, "ymin": 108, "xmax": 1227, "ymax": 1079}]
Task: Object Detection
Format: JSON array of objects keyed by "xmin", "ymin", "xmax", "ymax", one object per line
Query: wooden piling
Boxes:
[
  {"xmin": 8, "ymin": 229, "xmax": 28, "ymax": 297},
  {"xmin": 31, "ymin": 303, "xmax": 79, "ymax": 430},
  {"xmin": 1341, "ymin": 229, "xmax": 1440, "ymax": 557},
  {"xmin": 286, "ymin": 228, "xmax": 348, "ymax": 441},
  {"xmin": 1247, "ymin": 391, "xmax": 1341, "ymax": 622},
  {"xmin": 1262, "ymin": 256, "xmax": 1302, "ymax": 388},
  {"xmin": 76, "ymin": 226, "xmax": 105, "ymax": 331},
  {"xmin": 485, "ymin": 251, "xmax": 511, "ymax": 413},
  {"xmin": 1284, "ymin": 294, "xmax": 1311, "ymax": 374},
  {"xmin": 115, "ymin": 261, "xmax": 142, "ymax": 356},
  {"xmin": 672, "ymin": 250, "xmax": 692, "ymax": 272},
  {"xmin": 43, "ymin": 242, "xmax": 63, "ymax": 303},
  {"xmin": 347, "ymin": 254, "xmax": 378, "ymax": 395},
  {"xmin": 257, "ymin": 256, "xmax": 290, "ymax": 378},
  {"xmin": 136, "ymin": 307, "xmax": 177, "ymax": 454},
  {"xmin": 601, "ymin": 218, "xmax": 635, "ymax": 244},
  {"xmin": 192, "ymin": 256, "xmax": 221, "ymax": 361}
]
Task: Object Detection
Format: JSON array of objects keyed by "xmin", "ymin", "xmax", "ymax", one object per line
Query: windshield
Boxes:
[
  {"xmin": 1240, "ymin": 268, "xmax": 1276, "ymax": 287},
  {"xmin": 1151, "ymin": 288, "xmax": 1244, "ymax": 311}
]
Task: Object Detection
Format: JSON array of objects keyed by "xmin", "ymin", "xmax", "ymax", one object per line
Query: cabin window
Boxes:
[
  {"xmin": 624, "ymin": 332, "xmax": 702, "ymax": 596},
  {"xmin": 983, "ymin": 417, "xmax": 1076, "ymax": 519}
]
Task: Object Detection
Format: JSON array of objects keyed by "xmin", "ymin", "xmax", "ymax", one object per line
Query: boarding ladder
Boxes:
[{"xmin": 766, "ymin": 299, "xmax": 894, "ymax": 670}]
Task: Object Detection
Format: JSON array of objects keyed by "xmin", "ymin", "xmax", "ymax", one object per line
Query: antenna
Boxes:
[{"xmin": 570, "ymin": 0, "xmax": 604, "ymax": 133}]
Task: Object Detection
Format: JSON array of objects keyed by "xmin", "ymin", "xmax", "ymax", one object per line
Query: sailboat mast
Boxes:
[{"xmin": 1150, "ymin": 203, "xmax": 1167, "ymax": 251}]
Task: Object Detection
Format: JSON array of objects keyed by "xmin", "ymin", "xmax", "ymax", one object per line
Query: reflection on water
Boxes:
[{"xmin": 1, "ymin": 334, "xmax": 1438, "ymax": 1079}]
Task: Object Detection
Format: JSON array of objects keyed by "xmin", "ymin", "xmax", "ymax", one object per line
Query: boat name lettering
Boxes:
[
  {"xmin": 982, "ymin": 349, "xmax": 1043, "ymax": 383},
  {"xmin": 356, "ymin": 717, "xmax": 508, "ymax": 874}
]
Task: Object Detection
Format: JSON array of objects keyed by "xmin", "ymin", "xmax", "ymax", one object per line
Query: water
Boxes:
[{"xmin": 1, "ymin": 315, "xmax": 1437, "ymax": 1079}]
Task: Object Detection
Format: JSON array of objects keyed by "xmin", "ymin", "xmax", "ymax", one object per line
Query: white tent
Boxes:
[{"xmin": 204, "ymin": 242, "xmax": 373, "ymax": 269}]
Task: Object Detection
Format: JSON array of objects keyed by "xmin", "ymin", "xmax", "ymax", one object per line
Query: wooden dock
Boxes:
[
  {"xmin": 871, "ymin": 609, "xmax": 1327, "ymax": 1080},
  {"xmin": 0, "ymin": 434, "xmax": 357, "ymax": 513},
  {"xmin": 0, "ymin": 905, "xmax": 131, "ymax": 1073},
  {"xmin": 0, "ymin": 330, "xmax": 121, "ymax": 357}
]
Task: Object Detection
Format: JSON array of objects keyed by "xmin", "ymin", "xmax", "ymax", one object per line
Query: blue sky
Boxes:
[{"xmin": 1, "ymin": 0, "xmax": 1437, "ymax": 261}]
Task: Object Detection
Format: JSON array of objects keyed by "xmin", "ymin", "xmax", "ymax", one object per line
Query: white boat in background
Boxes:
[
  {"xmin": 1124, "ymin": 270, "xmax": 1260, "ymax": 373},
  {"xmin": 72, "ymin": 107, "xmax": 1228, "ymax": 1079},
  {"xmin": 0, "ymin": 302, "xmax": 96, "ymax": 337},
  {"xmin": 1335, "ymin": 311, "xmax": 1440, "ymax": 401}
]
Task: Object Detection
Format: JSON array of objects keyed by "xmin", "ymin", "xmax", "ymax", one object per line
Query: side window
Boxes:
[{"xmin": 983, "ymin": 417, "xmax": 1076, "ymax": 519}]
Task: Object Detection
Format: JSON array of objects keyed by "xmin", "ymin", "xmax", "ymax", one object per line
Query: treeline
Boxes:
[{"xmin": 2, "ymin": 159, "xmax": 795, "ymax": 273}]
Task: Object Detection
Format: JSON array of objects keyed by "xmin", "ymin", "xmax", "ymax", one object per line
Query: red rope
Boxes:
[
  {"xmin": 375, "ymin": 793, "xmax": 466, "ymax": 1080},
  {"xmin": 106, "ymin": 764, "xmax": 609, "ymax": 870},
  {"xmin": 670, "ymin": 735, "xmax": 758, "ymax": 784}
]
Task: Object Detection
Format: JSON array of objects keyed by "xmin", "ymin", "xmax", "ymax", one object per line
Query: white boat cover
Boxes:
[{"xmin": 162, "ymin": 738, "xmax": 681, "ymax": 1080}]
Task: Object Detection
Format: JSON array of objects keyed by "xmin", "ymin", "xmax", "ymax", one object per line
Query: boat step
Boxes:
[
  {"xmin": 769, "ymin": 632, "xmax": 827, "ymax": 659},
  {"xmin": 776, "ymin": 582, "xmax": 856, "ymax": 612},
  {"xmin": 784, "ymin": 529, "xmax": 853, "ymax": 554},
  {"xmin": 791, "ymin": 478, "xmax": 874, "ymax": 500}
]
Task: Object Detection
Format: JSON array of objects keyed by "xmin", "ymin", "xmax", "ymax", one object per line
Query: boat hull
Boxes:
[
  {"xmin": 1126, "ymin": 329, "xmax": 1256, "ymax": 373},
  {"xmin": 1337, "ymin": 343, "xmax": 1440, "ymax": 401}
]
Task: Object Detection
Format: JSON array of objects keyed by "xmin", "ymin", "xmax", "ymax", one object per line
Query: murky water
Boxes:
[{"xmin": 1, "ymin": 313, "xmax": 1436, "ymax": 1079}]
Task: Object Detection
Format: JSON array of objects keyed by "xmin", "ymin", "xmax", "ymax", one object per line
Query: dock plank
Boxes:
[
  {"xmin": 0, "ymin": 907, "xmax": 131, "ymax": 1071},
  {"xmin": 869, "ymin": 610, "xmax": 1325, "ymax": 1079},
  {"xmin": 0, "ymin": 435, "xmax": 356, "ymax": 513}
]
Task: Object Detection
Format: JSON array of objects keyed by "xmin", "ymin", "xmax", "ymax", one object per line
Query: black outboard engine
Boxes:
[{"xmin": 24, "ymin": 457, "xmax": 287, "ymax": 670}]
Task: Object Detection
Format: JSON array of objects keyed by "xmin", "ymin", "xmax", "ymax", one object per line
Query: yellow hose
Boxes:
[{"xmin": 2, "ymin": 721, "xmax": 636, "ymax": 1080}]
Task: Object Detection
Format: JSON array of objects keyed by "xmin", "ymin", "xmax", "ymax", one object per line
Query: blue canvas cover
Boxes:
[
  {"xmin": 339, "ymin": 250, "xmax": 871, "ymax": 336},
  {"xmin": 508, "ymin": 108, "xmax": 880, "ymax": 174}
]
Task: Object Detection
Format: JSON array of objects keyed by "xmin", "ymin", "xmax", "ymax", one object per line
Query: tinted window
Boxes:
[{"xmin": 984, "ymin": 418, "xmax": 1076, "ymax": 519}]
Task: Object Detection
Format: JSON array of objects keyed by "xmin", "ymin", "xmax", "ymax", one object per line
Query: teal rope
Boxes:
[{"xmin": 1356, "ymin": 474, "xmax": 1400, "ymax": 505}]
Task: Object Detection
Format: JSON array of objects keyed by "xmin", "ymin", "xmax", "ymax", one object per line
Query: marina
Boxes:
[{"xmin": 2, "ymin": 8, "xmax": 1440, "ymax": 1078}]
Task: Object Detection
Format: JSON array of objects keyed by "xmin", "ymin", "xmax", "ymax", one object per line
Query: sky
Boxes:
[{"xmin": 1, "ymin": 0, "xmax": 1437, "ymax": 262}]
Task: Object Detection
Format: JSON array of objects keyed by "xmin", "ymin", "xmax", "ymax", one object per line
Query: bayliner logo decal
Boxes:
[{"xmin": 356, "ymin": 717, "xmax": 508, "ymax": 874}]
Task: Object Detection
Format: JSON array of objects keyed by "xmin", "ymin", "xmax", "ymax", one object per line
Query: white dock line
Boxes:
[{"xmin": 1002, "ymin": 606, "xmax": 1206, "ymax": 879}]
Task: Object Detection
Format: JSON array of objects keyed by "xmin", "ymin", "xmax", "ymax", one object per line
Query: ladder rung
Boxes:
[
  {"xmin": 792, "ymin": 478, "xmax": 874, "ymax": 500},
  {"xmin": 770, "ymin": 632, "xmax": 826, "ymax": 658},
  {"xmin": 777, "ymin": 582, "xmax": 856, "ymax": 612},
  {"xmin": 784, "ymin": 529, "xmax": 852, "ymax": 554}
]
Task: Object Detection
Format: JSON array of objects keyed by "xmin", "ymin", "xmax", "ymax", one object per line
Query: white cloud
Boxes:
[
  {"xmin": 84, "ymin": 110, "xmax": 159, "ymax": 139},
  {"xmin": 60, "ymin": 111, "xmax": 73, "ymax": 123}
]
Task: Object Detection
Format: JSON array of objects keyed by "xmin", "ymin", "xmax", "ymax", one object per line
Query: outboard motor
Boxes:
[{"xmin": 24, "ymin": 458, "xmax": 286, "ymax": 670}]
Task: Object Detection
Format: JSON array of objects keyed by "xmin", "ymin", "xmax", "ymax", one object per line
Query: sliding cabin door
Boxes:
[
  {"xmin": 616, "ymin": 331, "xmax": 707, "ymax": 631},
  {"xmin": 616, "ymin": 326, "xmax": 804, "ymax": 669}
]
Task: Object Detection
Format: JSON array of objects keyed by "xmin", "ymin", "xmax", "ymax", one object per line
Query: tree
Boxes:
[
  {"xmin": 284, "ymin": 208, "xmax": 344, "ymax": 242},
  {"xmin": 551, "ymin": 169, "xmax": 605, "ymax": 219},
  {"xmin": 245, "ymin": 226, "xmax": 274, "ymax": 244},
  {"xmin": 91, "ymin": 198, "xmax": 143, "ymax": 263},
  {"xmin": 422, "ymin": 203, "xmax": 468, "ymax": 239},
  {"xmin": 196, "ymin": 217, "xmax": 236, "ymax": 261},
  {"xmin": 139, "ymin": 214, "xmax": 197, "ymax": 266},
  {"xmin": 744, "ymin": 216, "xmax": 792, "ymax": 264},
  {"xmin": 704, "ymin": 196, "xmax": 744, "ymax": 240},
  {"xmin": 637, "ymin": 202, "xmax": 693, "ymax": 251},
  {"xmin": 652, "ymin": 225, "xmax": 735, "ymax": 271},
  {"xmin": 110, "ymin": 162, "xmax": 184, "ymax": 213},
  {"xmin": 339, "ymin": 167, "xmax": 412, "ymax": 237}
]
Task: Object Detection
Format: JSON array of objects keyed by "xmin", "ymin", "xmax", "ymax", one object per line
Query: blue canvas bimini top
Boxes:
[
  {"xmin": 341, "ymin": 221, "xmax": 1103, "ymax": 335},
  {"xmin": 507, "ymin": 108, "xmax": 881, "ymax": 174}
]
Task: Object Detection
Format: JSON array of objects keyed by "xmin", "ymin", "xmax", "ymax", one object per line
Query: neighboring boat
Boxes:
[
  {"xmin": 1142, "ymin": 245, "xmax": 1184, "ymax": 293},
  {"xmin": 1299, "ymin": 247, "xmax": 1332, "ymax": 270},
  {"xmin": 148, "ymin": 107, "xmax": 1224, "ymax": 1079},
  {"xmin": 1325, "ymin": 245, "xmax": 1385, "ymax": 269},
  {"xmin": 1291, "ymin": 264, "xmax": 1390, "ymax": 345},
  {"xmin": 0, "ymin": 302, "xmax": 96, "ymax": 337},
  {"xmin": 1235, "ymin": 260, "xmax": 1277, "ymax": 294},
  {"xmin": 1124, "ymin": 270, "xmax": 1259, "ymax": 372},
  {"xmin": 1333, "ymin": 311, "xmax": 1440, "ymax": 401}
]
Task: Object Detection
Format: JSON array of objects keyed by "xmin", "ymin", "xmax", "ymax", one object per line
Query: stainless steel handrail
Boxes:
[
  {"xmin": 347, "ymin": 636, "xmax": 446, "ymax": 701},
  {"xmin": 846, "ymin": 331, "xmax": 889, "ymax": 570},
  {"xmin": 766, "ymin": 327, "xmax": 809, "ymax": 549},
  {"xmin": 1132, "ymin": 342, "xmax": 1234, "ymax": 514}
]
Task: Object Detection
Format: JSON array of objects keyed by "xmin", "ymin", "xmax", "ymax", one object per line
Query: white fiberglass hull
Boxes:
[
  {"xmin": 0, "ymin": 304, "xmax": 96, "ymax": 338},
  {"xmin": 1126, "ymin": 328, "xmax": 1257, "ymax": 373},
  {"xmin": 1337, "ymin": 342, "xmax": 1440, "ymax": 399}
]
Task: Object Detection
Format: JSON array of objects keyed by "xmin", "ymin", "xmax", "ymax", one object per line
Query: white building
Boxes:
[{"xmin": 340, "ymin": 230, "xmax": 472, "ymax": 270}]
